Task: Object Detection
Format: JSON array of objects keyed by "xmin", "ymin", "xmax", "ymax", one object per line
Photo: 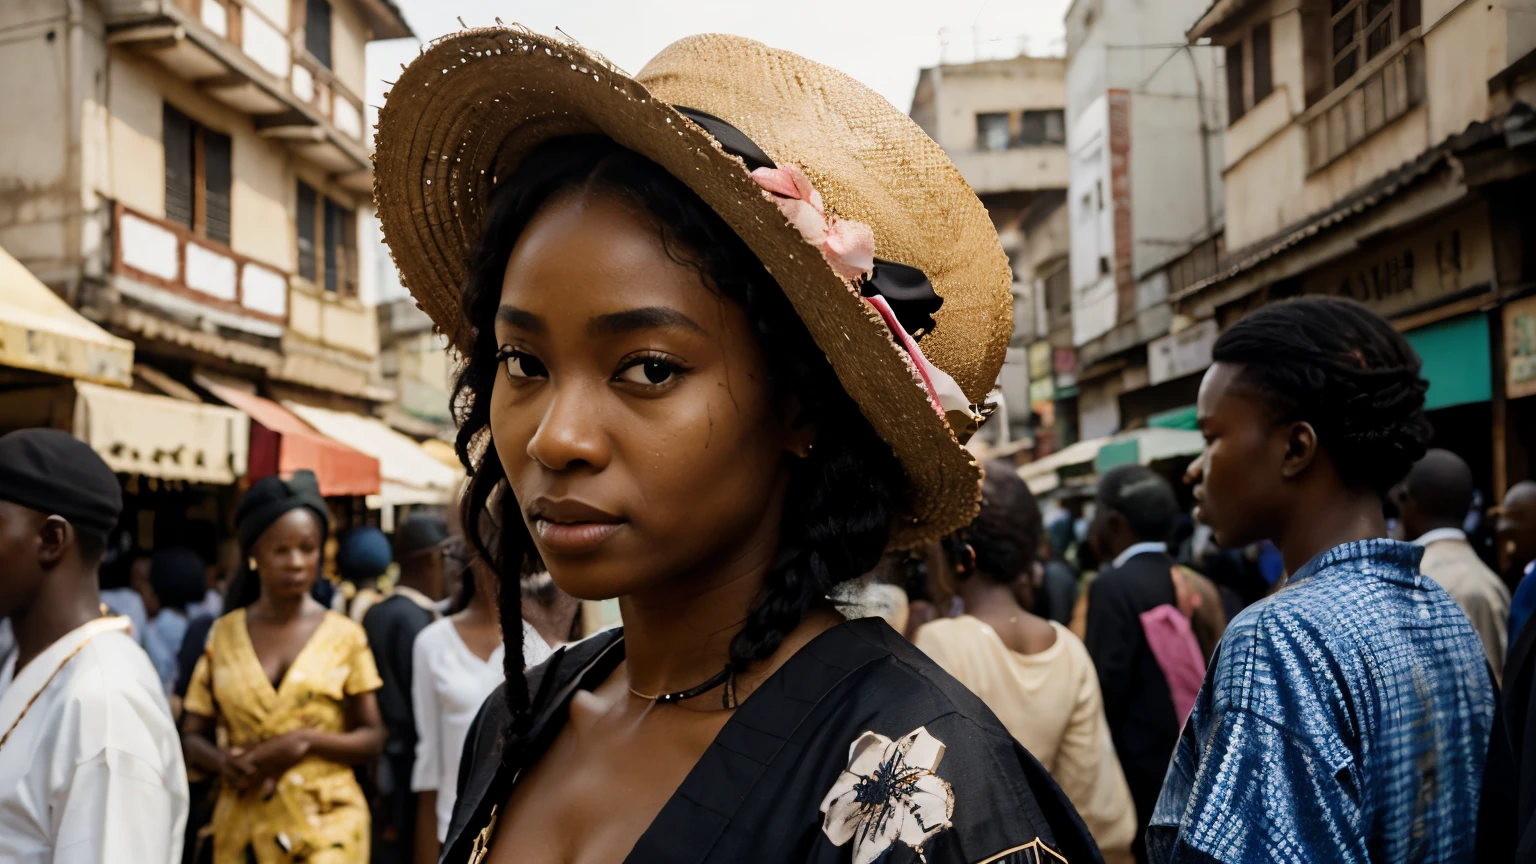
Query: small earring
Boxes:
[{"xmin": 247, "ymin": 557, "xmax": 258, "ymax": 572}]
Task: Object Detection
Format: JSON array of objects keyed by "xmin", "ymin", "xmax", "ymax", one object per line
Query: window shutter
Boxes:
[
  {"xmin": 306, "ymin": 0, "xmax": 332, "ymax": 69},
  {"xmin": 323, "ymin": 197, "xmax": 342, "ymax": 293},
  {"xmin": 204, "ymin": 130, "xmax": 233, "ymax": 245},
  {"xmin": 1225, "ymin": 41, "xmax": 1246, "ymax": 123},
  {"xmin": 297, "ymin": 182, "xmax": 317, "ymax": 282},
  {"xmin": 163, "ymin": 104, "xmax": 195, "ymax": 228},
  {"xmin": 1252, "ymin": 23, "xmax": 1273, "ymax": 105}
]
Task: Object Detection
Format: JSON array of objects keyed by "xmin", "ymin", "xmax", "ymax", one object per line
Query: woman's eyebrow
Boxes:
[
  {"xmin": 588, "ymin": 307, "xmax": 706, "ymax": 336},
  {"xmin": 496, "ymin": 305, "xmax": 544, "ymax": 333}
]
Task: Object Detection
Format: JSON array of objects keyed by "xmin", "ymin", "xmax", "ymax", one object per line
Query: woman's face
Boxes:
[
  {"xmin": 490, "ymin": 192, "xmax": 809, "ymax": 601},
  {"xmin": 252, "ymin": 508, "xmax": 322, "ymax": 601},
  {"xmin": 1192, "ymin": 361, "xmax": 1294, "ymax": 549}
]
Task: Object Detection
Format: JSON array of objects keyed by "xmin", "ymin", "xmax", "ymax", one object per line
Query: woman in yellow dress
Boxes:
[{"xmin": 180, "ymin": 470, "xmax": 386, "ymax": 862}]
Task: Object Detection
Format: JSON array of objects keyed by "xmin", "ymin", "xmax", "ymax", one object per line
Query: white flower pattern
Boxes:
[{"xmin": 820, "ymin": 726, "xmax": 955, "ymax": 864}]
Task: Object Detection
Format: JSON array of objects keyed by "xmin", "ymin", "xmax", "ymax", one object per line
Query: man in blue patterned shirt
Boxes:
[{"xmin": 1148, "ymin": 298, "xmax": 1495, "ymax": 863}]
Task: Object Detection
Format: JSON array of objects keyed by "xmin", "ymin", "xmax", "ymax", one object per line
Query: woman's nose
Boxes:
[{"xmin": 526, "ymin": 379, "xmax": 611, "ymax": 472}]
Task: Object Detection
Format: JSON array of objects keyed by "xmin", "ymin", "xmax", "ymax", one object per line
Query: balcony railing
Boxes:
[
  {"xmin": 104, "ymin": 0, "xmax": 372, "ymax": 181},
  {"xmin": 291, "ymin": 51, "xmax": 366, "ymax": 142},
  {"xmin": 1303, "ymin": 36, "xmax": 1425, "ymax": 174},
  {"xmin": 112, "ymin": 203, "xmax": 290, "ymax": 324}
]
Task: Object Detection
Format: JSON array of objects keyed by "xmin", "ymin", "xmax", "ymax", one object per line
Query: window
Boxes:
[
  {"xmin": 305, "ymin": 0, "xmax": 332, "ymax": 68},
  {"xmin": 163, "ymin": 104, "xmax": 233, "ymax": 245},
  {"xmin": 1017, "ymin": 110, "xmax": 1066, "ymax": 146},
  {"xmin": 1328, "ymin": 0, "xmax": 1420, "ymax": 91},
  {"xmin": 1225, "ymin": 41, "xmax": 1246, "ymax": 123},
  {"xmin": 1252, "ymin": 23, "xmax": 1274, "ymax": 105},
  {"xmin": 977, "ymin": 113, "xmax": 1011, "ymax": 151},
  {"xmin": 297, "ymin": 181, "xmax": 317, "ymax": 281},
  {"xmin": 296, "ymin": 181, "xmax": 357, "ymax": 296}
]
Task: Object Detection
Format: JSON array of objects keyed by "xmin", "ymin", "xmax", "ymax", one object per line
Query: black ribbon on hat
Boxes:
[{"xmin": 674, "ymin": 106, "xmax": 943, "ymax": 337}]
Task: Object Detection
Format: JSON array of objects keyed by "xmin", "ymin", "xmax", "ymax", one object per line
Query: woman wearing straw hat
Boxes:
[{"xmin": 375, "ymin": 25, "xmax": 1101, "ymax": 864}]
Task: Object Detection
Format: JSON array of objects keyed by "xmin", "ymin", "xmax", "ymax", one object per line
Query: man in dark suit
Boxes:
[{"xmin": 1084, "ymin": 465, "xmax": 1182, "ymax": 863}]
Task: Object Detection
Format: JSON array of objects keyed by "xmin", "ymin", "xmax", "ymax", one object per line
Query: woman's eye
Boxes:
[
  {"xmin": 499, "ymin": 349, "xmax": 548, "ymax": 380},
  {"xmin": 617, "ymin": 357, "xmax": 682, "ymax": 386}
]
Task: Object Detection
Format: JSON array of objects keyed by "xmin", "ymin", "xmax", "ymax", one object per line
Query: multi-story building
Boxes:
[
  {"xmin": 1184, "ymin": 0, "xmax": 1536, "ymax": 504},
  {"xmin": 0, "ymin": 0, "xmax": 456, "ymax": 558},
  {"xmin": 1063, "ymin": 0, "xmax": 1227, "ymax": 440},
  {"xmin": 910, "ymin": 55, "xmax": 1072, "ymax": 451}
]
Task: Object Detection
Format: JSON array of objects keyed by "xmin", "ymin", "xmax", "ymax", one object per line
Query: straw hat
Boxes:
[{"xmin": 374, "ymin": 25, "xmax": 1012, "ymax": 546}]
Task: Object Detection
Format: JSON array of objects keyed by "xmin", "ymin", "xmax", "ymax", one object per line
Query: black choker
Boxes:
[{"xmin": 629, "ymin": 665, "xmax": 737, "ymax": 707}]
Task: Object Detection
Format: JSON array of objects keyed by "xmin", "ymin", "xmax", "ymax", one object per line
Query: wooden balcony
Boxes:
[
  {"xmin": 111, "ymin": 202, "xmax": 290, "ymax": 326},
  {"xmin": 1303, "ymin": 36, "xmax": 1425, "ymax": 174},
  {"xmin": 103, "ymin": 0, "xmax": 372, "ymax": 187}
]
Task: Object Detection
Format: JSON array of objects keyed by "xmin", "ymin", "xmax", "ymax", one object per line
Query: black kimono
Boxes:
[{"xmin": 441, "ymin": 617, "xmax": 1102, "ymax": 864}]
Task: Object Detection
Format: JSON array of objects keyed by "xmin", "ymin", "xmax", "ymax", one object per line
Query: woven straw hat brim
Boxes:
[{"xmin": 374, "ymin": 27, "xmax": 1011, "ymax": 547}]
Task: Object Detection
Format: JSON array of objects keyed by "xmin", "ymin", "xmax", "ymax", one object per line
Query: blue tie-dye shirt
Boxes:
[{"xmin": 1147, "ymin": 540, "xmax": 1494, "ymax": 863}]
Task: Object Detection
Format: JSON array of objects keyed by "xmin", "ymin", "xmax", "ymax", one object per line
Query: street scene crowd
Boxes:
[{"xmin": 5, "ymin": 0, "xmax": 1536, "ymax": 863}]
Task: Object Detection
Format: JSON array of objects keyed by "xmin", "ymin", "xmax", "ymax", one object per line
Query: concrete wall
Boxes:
[
  {"xmin": 920, "ymin": 57, "xmax": 1068, "ymax": 151},
  {"xmin": 1066, "ymin": 0, "xmax": 1224, "ymax": 345},
  {"xmin": 1068, "ymin": 95, "xmax": 1115, "ymax": 346},
  {"xmin": 0, "ymin": 0, "xmax": 77, "ymax": 283},
  {"xmin": 331, "ymin": 0, "xmax": 372, "ymax": 101},
  {"xmin": 1218, "ymin": 0, "xmax": 1536, "ymax": 251}
]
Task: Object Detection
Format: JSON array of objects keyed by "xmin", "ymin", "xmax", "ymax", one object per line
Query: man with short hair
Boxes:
[
  {"xmin": 1501, "ymin": 481, "xmax": 1536, "ymax": 645},
  {"xmin": 1084, "ymin": 464, "xmax": 1183, "ymax": 864},
  {"xmin": 362, "ymin": 514, "xmax": 450, "ymax": 864},
  {"xmin": 0, "ymin": 429, "xmax": 188, "ymax": 862},
  {"xmin": 1399, "ymin": 449, "xmax": 1510, "ymax": 679}
]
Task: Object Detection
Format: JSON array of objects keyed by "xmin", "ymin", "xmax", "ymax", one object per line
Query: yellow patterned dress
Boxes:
[{"xmin": 184, "ymin": 608, "xmax": 383, "ymax": 863}]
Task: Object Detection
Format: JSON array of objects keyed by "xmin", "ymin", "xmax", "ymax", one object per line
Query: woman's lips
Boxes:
[{"xmin": 533, "ymin": 519, "xmax": 623, "ymax": 554}]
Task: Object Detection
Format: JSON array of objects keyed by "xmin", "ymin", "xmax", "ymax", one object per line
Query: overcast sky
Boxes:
[{"xmin": 367, "ymin": 0, "xmax": 1072, "ymax": 116}]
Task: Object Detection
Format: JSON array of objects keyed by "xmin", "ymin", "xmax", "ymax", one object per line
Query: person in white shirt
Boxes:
[
  {"xmin": 410, "ymin": 558, "xmax": 552, "ymax": 863},
  {"xmin": 0, "ymin": 428, "xmax": 188, "ymax": 863}
]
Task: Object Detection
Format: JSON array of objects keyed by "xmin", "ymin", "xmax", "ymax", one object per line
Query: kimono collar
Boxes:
[{"xmin": 1285, "ymin": 539, "xmax": 1427, "ymax": 591}]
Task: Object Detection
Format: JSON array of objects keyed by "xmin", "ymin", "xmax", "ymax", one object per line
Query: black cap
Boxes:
[
  {"xmin": 0, "ymin": 429, "xmax": 121, "ymax": 534},
  {"xmin": 395, "ymin": 513, "xmax": 450, "ymax": 558}
]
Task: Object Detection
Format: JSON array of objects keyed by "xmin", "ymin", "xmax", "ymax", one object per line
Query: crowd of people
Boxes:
[{"xmin": 10, "ymin": 21, "xmax": 1536, "ymax": 864}]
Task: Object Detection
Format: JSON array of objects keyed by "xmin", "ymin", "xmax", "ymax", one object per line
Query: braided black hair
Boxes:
[
  {"xmin": 1211, "ymin": 296, "xmax": 1432, "ymax": 496},
  {"xmin": 452, "ymin": 136, "xmax": 906, "ymax": 740}
]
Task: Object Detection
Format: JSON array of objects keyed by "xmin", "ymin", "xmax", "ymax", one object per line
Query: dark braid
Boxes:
[
  {"xmin": 1212, "ymin": 296, "xmax": 1432, "ymax": 495},
  {"xmin": 451, "ymin": 136, "xmax": 905, "ymax": 742}
]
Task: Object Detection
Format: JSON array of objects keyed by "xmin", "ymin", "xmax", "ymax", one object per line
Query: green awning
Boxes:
[
  {"xmin": 1405, "ymin": 313, "xmax": 1491, "ymax": 411},
  {"xmin": 1149, "ymin": 404, "xmax": 1198, "ymax": 430},
  {"xmin": 1095, "ymin": 439, "xmax": 1140, "ymax": 471}
]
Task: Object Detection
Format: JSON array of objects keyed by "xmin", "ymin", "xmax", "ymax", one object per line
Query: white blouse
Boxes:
[
  {"xmin": 0, "ymin": 616, "xmax": 188, "ymax": 863},
  {"xmin": 411, "ymin": 617, "xmax": 552, "ymax": 841}
]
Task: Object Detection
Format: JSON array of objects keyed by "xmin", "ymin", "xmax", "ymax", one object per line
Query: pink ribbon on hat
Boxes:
[
  {"xmin": 750, "ymin": 164, "xmax": 875, "ymax": 282},
  {"xmin": 864, "ymin": 294, "xmax": 974, "ymax": 423},
  {"xmin": 750, "ymin": 161, "xmax": 980, "ymax": 437}
]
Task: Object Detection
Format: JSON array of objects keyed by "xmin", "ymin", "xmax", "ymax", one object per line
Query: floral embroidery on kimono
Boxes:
[{"xmin": 820, "ymin": 726, "xmax": 956, "ymax": 864}]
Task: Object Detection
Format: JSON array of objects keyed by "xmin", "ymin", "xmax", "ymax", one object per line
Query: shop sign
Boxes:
[
  {"xmin": 1300, "ymin": 204, "xmax": 1494, "ymax": 319},
  {"xmin": 1508, "ymin": 295, "xmax": 1536, "ymax": 400},
  {"xmin": 1054, "ymin": 348, "xmax": 1078, "ymax": 389},
  {"xmin": 1149, "ymin": 319, "xmax": 1218, "ymax": 386},
  {"xmin": 1028, "ymin": 341, "xmax": 1053, "ymax": 380}
]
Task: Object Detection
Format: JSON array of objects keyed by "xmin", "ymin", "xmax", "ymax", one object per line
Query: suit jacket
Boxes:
[
  {"xmin": 1477, "ymin": 608, "xmax": 1536, "ymax": 862},
  {"xmin": 1421, "ymin": 536, "xmax": 1510, "ymax": 683},
  {"xmin": 1084, "ymin": 550, "xmax": 1180, "ymax": 848}
]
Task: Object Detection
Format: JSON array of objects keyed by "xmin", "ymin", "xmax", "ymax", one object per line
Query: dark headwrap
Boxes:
[
  {"xmin": 226, "ymin": 470, "xmax": 330, "ymax": 611},
  {"xmin": 0, "ymin": 429, "xmax": 121, "ymax": 536},
  {"xmin": 234, "ymin": 470, "xmax": 329, "ymax": 553}
]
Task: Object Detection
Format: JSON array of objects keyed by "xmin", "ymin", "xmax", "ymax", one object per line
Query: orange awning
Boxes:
[{"xmin": 198, "ymin": 377, "xmax": 380, "ymax": 497}]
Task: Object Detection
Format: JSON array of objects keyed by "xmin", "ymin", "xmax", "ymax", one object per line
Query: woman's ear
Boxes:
[
  {"xmin": 1280, "ymin": 421, "xmax": 1319, "ymax": 480},
  {"xmin": 779, "ymin": 394, "xmax": 820, "ymax": 459}
]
